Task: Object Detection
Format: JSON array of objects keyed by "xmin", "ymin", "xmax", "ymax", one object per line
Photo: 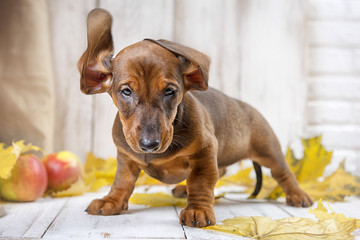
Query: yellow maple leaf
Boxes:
[
  {"xmin": 135, "ymin": 171, "xmax": 163, "ymax": 186},
  {"xmin": 15, "ymin": 140, "xmax": 43, "ymax": 155},
  {"xmin": 136, "ymin": 171, "xmax": 186, "ymax": 186},
  {"xmin": 252, "ymin": 175, "xmax": 279, "ymax": 200},
  {"xmin": 216, "ymin": 167, "xmax": 254, "ymax": 188},
  {"xmin": 0, "ymin": 141, "xmax": 43, "ymax": 179},
  {"xmin": 83, "ymin": 152, "xmax": 117, "ymax": 192},
  {"xmin": 129, "ymin": 192, "xmax": 187, "ymax": 208},
  {"xmin": 84, "ymin": 152, "xmax": 107, "ymax": 172},
  {"xmin": 206, "ymin": 199, "xmax": 360, "ymax": 239},
  {"xmin": 284, "ymin": 146, "xmax": 302, "ymax": 177},
  {"xmin": 301, "ymin": 160, "xmax": 360, "ymax": 201},
  {"xmin": 0, "ymin": 144, "xmax": 18, "ymax": 179},
  {"xmin": 298, "ymin": 136, "xmax": 332, "ymax": 182},
  {"xmin": 52, "ymin": 177, "xmax": 89, "ymax": 197}
]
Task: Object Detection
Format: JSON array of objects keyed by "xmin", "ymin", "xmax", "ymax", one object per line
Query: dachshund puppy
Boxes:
[{"xmin": 78, "ymin": 9, "xmax": 313, "ymax": 228}]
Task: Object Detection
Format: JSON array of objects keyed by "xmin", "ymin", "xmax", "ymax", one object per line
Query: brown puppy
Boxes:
[{"xmin": 78, "ymin": 9, "xmax": 313, "ymax": 228}]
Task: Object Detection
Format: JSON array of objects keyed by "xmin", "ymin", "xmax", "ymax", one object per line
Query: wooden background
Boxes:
[{"xmin": 49, "ymin": 0, "xmax": 307, "ymax": 160}]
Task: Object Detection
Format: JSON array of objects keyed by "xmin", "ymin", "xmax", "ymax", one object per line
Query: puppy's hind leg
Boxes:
[
  {"xmin": 248, "ymin": 107, "xmax": 313, "ymax": 207},
  {"xmin": 252, "ymin": 148, "xmax": 313, "ymax": 207}
]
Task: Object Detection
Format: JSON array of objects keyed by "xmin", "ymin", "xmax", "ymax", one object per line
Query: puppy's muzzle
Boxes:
[{"xmin": 139, "ymin": 138, "xmax": 160, "ymax": 153}]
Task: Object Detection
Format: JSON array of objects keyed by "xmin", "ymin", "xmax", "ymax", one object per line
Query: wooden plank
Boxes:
[
  {"xmin": 48, "ymin": 0, "xmax": 96, "ymax": 161},
  {"xmin": 91, "ymin": 0, "xmax": 175, "ymax": 159},
  {"xmin": 43, "ymin": 191, "xmax": 185, "ymax": 239},
  {"xmin": 0, "ymin": 197, "xmax": 68, "ymax": 238},
  {"xmin": 278, "ymin": 203, "xmax": 316, "ymax": 219},
  {"xmin": 329, "ymin": 198, "xmax": 360, "ymax": 219},
  {"xmin": 220, "ymin": 193, "xmax": 290, "ymax": 219}
]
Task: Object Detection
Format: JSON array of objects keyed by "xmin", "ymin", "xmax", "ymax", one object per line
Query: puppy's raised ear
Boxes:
[
  {"xmin": 78, "ymin": 9, "xmax": 114, "ymax": 94},
  {"xmin": 144, "ymin": 39, "xmax": 210, "ymax": 91}
]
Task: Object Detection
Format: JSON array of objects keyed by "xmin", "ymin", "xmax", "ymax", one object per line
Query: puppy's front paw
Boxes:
[
  {"xmin": 85, "ymin": 197, "xmax": 128, "ymax": 215},
  {"xmin": 179, "ymin": 207, "xmax": 216, "ymax": 228},
  {"xmin": 286, "ymin": 188, "xmax": 313, "ymax": 208}
]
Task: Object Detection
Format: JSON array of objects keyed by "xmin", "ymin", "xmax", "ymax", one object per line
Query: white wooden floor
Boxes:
[{"xmin": 1, "ymin": 186, "xmax": 359, "ymax": 240}]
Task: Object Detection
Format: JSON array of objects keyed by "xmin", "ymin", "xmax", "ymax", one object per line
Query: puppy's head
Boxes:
[{"xmin": 78, "ymin": 9, "xmax": 210, "ymax": 154}]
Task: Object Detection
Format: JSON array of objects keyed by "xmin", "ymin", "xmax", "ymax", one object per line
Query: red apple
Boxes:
[
  {"xmin": 0, "ymin": 154, "xmax": 48, "ymax": 202},
  {"xmin": 43, "ymin": 151, "xmax": 81, "ymax": 191}
]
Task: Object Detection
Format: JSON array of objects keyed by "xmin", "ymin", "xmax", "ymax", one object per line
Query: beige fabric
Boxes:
[{"xmin": 0, "ymin": 0, "xmax": 54, "ymax": 152}]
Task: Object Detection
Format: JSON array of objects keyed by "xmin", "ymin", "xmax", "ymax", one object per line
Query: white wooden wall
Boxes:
[
  {"xmin": 49, "ymin": 0, "xmax": 307, "ymax": 161},
  {"xmin": 305, "ymin": 0, "xmax": 360, "ymax": 174}
]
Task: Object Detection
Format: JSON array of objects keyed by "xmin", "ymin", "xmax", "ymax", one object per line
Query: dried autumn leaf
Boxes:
[
  {"xmin": 83, "ymin": 152, "xmax": 117, "ymax": 192},
  {"xmin": 15, "ymin": 140, "xmax": 43, "ymax": 155},
  {"xmin": 253, "ymin": 176, "xmax": 279, "ymax": 200},
  {"xmin": 84, "ymin": 152, "xmax": 107, "ymax": 173},
  {"xmin": 52, "ymin": 177, "xmax": 89, "ymax": 197},
  {"xmin": 129, "ymin": 192, "xmax": 187, "ymax": 208},
  {"xmin": 309, "ymin": 199, "xmax": 360, "ymax": 229},
  {"xmin": 0, "ymin": 144, "xmax": 18, "ymax": 179},
  {"xmin": 136, "ymin": 171, "xmax": 186, "ymax": 186},
  {"xmin": 298, "ymin": 136, "xmax": 332, "ymax": 182},
  {"xmin": 301, "ymin": 160, "xmax": 360, "ymax": 201},
  {"xmin": 0, "ymin": 141, "xmax": 43, "ymax": 179},
  {"xmin": 216, "ymin": 167, "xmax": 254, "ymax": 188},
  {"xmin": 206, "ymin": 199, "xmax": 360, "ymax": 239},
  {"xmin": 136, "ymin": 171, "xmax": 163, "ymax": 186}
]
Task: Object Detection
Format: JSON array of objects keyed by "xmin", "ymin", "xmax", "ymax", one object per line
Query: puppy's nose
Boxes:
[{"xmin": 139, "ymin": 139, "xmax": 160, "ymax": 152}]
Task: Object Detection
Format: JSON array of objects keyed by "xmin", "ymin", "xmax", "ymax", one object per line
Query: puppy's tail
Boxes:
[{"xmin": 249, "ymin": 161, "xmax": 262, "ymax": 198}]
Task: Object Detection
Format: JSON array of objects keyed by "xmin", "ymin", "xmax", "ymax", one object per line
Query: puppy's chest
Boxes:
[{"xmin": 142, "ymin": 156, "xmax": 191, "ymax": 184}]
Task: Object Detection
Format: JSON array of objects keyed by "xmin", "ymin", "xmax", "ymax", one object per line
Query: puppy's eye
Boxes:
[
  {"xmin": 164, "ymin": 88, "xmax": 176, "ymax": 97},
  {"xmin": 120, "ymin": 88, "xmax": 132, "ymax": 97}
]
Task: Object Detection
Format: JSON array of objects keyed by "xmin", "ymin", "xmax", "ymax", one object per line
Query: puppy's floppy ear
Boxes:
[
  {"xmin": 144, "ymin": 39, "xmax": 210, "ymax": 91},
  {"xmin": 78, "ymin": 8, "xmax": 114, "ymax": 94}
]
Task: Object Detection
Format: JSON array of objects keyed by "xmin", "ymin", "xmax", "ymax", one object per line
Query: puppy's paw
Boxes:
[
  {"xmin": 286, "ymin": 188, "xmax": 314, "ymax": 208},
  {"xmin": 85, "ymin": 197, "xmax": 128, "ymax": 215},
  {"xmin": 179, "ymin": 207, "xmax": 216, "ymax": 228}
]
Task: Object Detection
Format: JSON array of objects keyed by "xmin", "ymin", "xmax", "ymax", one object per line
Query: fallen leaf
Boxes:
[
  {"xmin": 206, "ymin": 199, "xmax": 360, "ymax": 239},
  {"xmin": 129, "ymin": 192, "xmax": 187, "ymax": 208},
  {"xmin": 0, "ymin": 141, "xmax": 43, "ymax": 179},
  {"xmin": 250, "ymin": 175, "xmax": 278, "ymax": 200},
  {"xmin": 0, "ymin": 144, "xmax": 18, "ymax": 179},
  {"xmin": 136, "ymin": 170, "xmax": 186, "ymax": 186},
  {"xmin": 302, "ymin": 162, "xmax": 360, "ymax": 201},
  {"xmin": 15, "ymin": 140, "xmax": 43, "ymax": 156},
  {"xmin": 52, "ymin": 177, "xmax": 89, "ymax": 197},
  {"xmin": 297, "ymin": 136, "xmax": 332, "ymax": 183},
  {"xmin": 135, "ymin": 171, "xmax": 163, "ymax": 186},
  {"xmin": 83, "ymin": 152, "xmax": 117, "ymax": 192},
  {"xmin": 216, "ymin": 167, "xmax": 254, "ymax": 188}
]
